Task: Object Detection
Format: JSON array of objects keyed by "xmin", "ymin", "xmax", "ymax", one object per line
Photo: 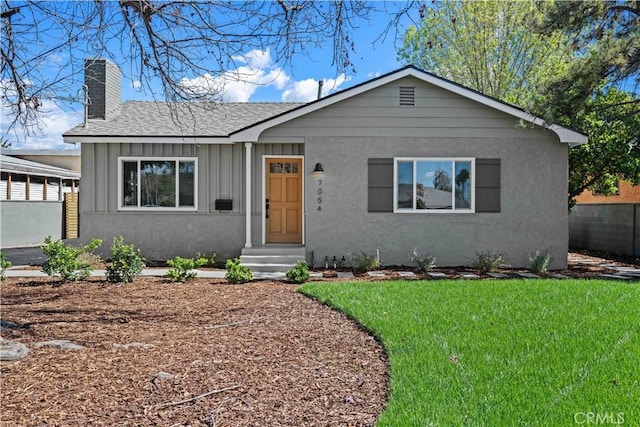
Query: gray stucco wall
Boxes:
[
  {"xmin": 0, "ymin": 201, "xmax": 63, "ymax": 248},
  {"xmin": 569, "ymin": 204, "xmax": 640, "ymax": 256},
  {"xmin": 261, "ymin": 76, "xmax": 569, "ymax": 269}
]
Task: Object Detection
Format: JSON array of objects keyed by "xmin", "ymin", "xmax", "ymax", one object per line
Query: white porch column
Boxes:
[{"xmin": 244, "ymin": 142, "xmax": 253, "ymax": 248}]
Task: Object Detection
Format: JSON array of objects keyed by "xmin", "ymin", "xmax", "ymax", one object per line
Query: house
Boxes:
[
  {"xmin": 63, "ymin": 59, "xmax": 587, "ymax": 269},
  {"xmin": 0, "ymin": 151, "xmax": 80, "ymax": 248},
  {"xmin": 574, "ymin": 180, "xmax": 640, "ymax": 204}
]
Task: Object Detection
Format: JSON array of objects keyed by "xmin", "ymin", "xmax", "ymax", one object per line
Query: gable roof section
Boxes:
[
  {"xmin": 230, "ymin": 65, "xmax": 587, "ymax": 146},
  {"xmin": 63, "ymin": 102, "xmax": 303, "ymax": 143}
]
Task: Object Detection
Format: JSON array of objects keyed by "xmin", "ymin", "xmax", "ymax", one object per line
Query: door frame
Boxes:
[{"xmin": 261, "ymin": 155, "xmax": 305, "ymax": 245}]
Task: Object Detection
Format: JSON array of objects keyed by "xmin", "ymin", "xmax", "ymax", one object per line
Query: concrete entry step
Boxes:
[{"xmin": 240, "ymin": 245, "xmax": 306, "ymax": 273}]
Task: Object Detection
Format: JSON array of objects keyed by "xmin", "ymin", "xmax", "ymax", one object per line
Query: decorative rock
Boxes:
[
  {"xmin": 518, "ymin": 272, "xmax": 540, "ymax": 279},
  {"xmin": 309, "ymin": 272, "xmax": 323, "ymax": 278},
  {"xmin": 487, "ymin": 272, "xmax": 510, "ymax": 279},
  {"xmin": 367, "ymin": 271, "xmax": 386, "ymax": 278},
  {"xmin": 337, "ymin": 272, "xmax": 354, "ymax": 279},
  {"xmin": 0, "ymin": 319, "xmax": 25, "ymax": 333},
  {"xmin": 397, "ymin": 271, "xmax": 417, "ymax": 278},
  {"xmin": 550, "ymin": 273, "xmax": 571, "ymax": 279},
  {"xmin": 427, "ymin": 272, "xmax": 448, "ymax": 278},
  {"xmin": 35, "ymin": 340, "xmax": 86, "ymax": 350},
  {"xmin": 154, "ymin": 371, "xmax": 174, "ymax": 380},
  {"xmin": 0, "ymin": 338, "xmax": 29, "ymax": 361},
  {"xmin": 459, "ymin": 272, "xmax": 480, "ymax": 279}
]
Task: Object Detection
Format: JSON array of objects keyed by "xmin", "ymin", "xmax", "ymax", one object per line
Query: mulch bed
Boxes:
[{"xmin": 0, "ymin": 278, "xmax": 387, "ymax": 426}]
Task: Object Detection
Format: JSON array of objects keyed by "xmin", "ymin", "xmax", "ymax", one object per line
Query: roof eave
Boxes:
[{"xmin": 63, "ymin": 135, "xmax": 232, "ymax": 144}]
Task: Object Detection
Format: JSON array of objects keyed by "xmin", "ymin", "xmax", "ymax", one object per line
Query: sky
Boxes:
[{"xmin": 1, "ymin": 4, "xmax": 416, "ymax": 151}]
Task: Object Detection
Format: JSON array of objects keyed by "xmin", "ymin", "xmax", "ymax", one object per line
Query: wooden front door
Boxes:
[{"xmin": 266, "ymin": 158, "xmax": 303, "ymax": 243}]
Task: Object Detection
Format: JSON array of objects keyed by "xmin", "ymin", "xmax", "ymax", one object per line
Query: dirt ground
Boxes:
[{"xmin": 0, "ymin": 278, "xmax": 387, "ymax": 426}]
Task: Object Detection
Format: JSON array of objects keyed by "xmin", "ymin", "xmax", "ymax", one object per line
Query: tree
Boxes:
[
  {"xmin": 399, "ymin": 0, "xmax": 573, "ymax": 106},
  {"xmin": 535, "ymin": 0, "xmax": 640, "ymax": 122},
  {"xmin": 568, "ymin": 88, "xmax": 640, "ymax": 205},
  {"xmin": 1, "ymin": 1, "xmax": 417, "ymax": 137}
]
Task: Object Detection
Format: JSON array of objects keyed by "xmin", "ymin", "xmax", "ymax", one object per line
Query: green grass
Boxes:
[{"xmin": 299, "ymin": 279, "xmax": 640, "ymax": 426}]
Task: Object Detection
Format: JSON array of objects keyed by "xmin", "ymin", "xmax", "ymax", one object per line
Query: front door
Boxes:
[{"xmin": 266, "ymin": 157, "xmax": 303, "ymax": 243}]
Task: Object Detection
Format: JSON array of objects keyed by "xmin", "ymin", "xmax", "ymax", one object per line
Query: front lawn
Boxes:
[{"xmin": 300, "ymin": 279, "xmax": 640, "ymax": 426}]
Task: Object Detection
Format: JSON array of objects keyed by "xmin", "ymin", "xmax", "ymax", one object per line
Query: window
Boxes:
[
  {"xmin": 119, "ymin": 157, "xmax": 197, "ymax": 210},
  {"xmin": 394, "ymin": 158, "xmax": 474, "ymax": 212}
]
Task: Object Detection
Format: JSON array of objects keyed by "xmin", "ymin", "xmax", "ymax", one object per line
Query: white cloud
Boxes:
[
  {"xmin": 181, "ymin": 48, "xmax": 348, "ymax": 103},
  {"xmin": 281, "ymin": 74, "xmax": 349, "ymax": 102},
  {"xmin": 131, "ymin": 80, "xmax": 142, "ymax": 89},
  {"xmin": 1, "ymin": 99, "xmax": 81, "ymax": 150},
  {"xmin": 180, "ymin": 48, "xmax": 291, "ymax": 102}
]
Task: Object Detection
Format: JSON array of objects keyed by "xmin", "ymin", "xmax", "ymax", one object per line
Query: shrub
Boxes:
[
  {"xmin": 195, "ymin": 251, "xmax": 218, "ymax": 267},
  {"xmin": 472, "ymin": 250, "xmax": 507, "ymax": 273},
  {"xmin": 0, "ymin": 252, "xmax": 11, "ymax": 281},
  {"xmin": 348, "ymin": 251, "xmax": 381, "ymax": 273},
  {"xmin": 225, "ymin": 258, "xmax": 253, "ymax": 284},
  {"xmin": 409, "ymin": 248, "xmax": 437, "ymax": 272},
  {"xmin": 166, "ymin": 256, "xmax": 206, "ymax": 282},
  {"xmin": 529, "ymin": 249, "xmax": 552, "ymax": 274},
  {"xmin": 41, "ymin": 236, "xmax": 102, "ymax": 282},
  {"xmin": 286, "ymin": 260, "xmax": 310, "ymax": 284},
  {"xmin": 105, "ymin": 236, "xmax": 146, "ymax": 283}
]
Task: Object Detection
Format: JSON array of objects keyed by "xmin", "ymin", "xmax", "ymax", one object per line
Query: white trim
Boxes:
[
  {"xmin": 64, "ymin": 136, "xmax": 232, "ymax": 144},
  {"xmin": 230, "ymin": 67, "xmax": 587, "ymax": 146},
  {"xmin": 261, "ymin": 155, "xmax": 305, "ymax": 245},
  {"xmin": 245, "ymin": 143, "xmax": 252, "ymax": 248},
  {"xmin": 117, "ymin": 156, "xmax": 198, "ymax": 211},
  {"xmin": 393, "ymin": 157, "xmax": 475, "ymax": 214}
]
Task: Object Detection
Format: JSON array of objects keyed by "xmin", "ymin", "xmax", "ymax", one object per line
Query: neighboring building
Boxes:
[
  {"xmin": 0, "ymin": 153, "xmax": 80, "ymax": 248},
  {"xmin": 574, "ymin": 181, "xmax": 640, "ymax": 204},
  {"xmin": 63, "ymin": 59, "xmax": 586, "ymax": 269}
]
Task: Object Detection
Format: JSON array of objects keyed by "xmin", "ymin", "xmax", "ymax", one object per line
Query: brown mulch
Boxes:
[{"xmin": 0, "ymin": 278, "xmax": 387, "ymax": 426}]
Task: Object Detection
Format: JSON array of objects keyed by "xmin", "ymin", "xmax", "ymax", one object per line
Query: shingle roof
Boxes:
[{"xmin": 63, "ymin": 101, "xmax": 304, "ymax": 137}]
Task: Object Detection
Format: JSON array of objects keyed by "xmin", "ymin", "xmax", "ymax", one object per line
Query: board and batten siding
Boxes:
[{"xmin": 82, "ymin": 142, "xmax": 303, "ymax": 215}]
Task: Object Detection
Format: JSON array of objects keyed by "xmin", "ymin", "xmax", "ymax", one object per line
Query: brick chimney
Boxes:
[{"xmin": 84, "ymin": 58, "xmax": 121, "ymax": 120}]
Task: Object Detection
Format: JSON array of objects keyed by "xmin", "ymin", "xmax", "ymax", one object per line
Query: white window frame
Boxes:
[
  {"xmin": 393, "ymin": 157, "xmax": 475, "ymax": 213},
  {"xmin": 118, "ymin": 157, "xmax": 198, "ymax": 211}
]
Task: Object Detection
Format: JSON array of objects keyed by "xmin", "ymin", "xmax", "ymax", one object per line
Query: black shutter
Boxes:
[
  {"xmin": 368, "ymin": 158, "xmax": 393, "ymax": 212},
  {"xmin": 475, "ymin": 158, "xmax": 501, "ymax": 213}
]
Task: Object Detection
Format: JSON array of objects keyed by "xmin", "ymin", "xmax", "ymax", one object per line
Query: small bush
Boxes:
[
  {"xmin": 225, "ymin": 258, "xmax": 253, "ymax": 284},
  {"xmin": 195, "ymin": 251, "xmax": 218, "ymax": 267},
  {"xmin": 472, "ymin": 250, "xmax": 507, "ymax": 273},
  {"xmin": 106, "ymin": 236, "xmax": 146, "ymax": 283},
  {"xmin": 529, "ymin": 249, "xmax": 552, "ymax": 274},
  {"xmin": 0, "ymin": 252, "xmax": 11, "ymax": 281},
  {"xmin": 41, "ymin": 237, "xmax": 102, "ymax": 282},
  {"xmin": 286, "ymin": 260, "xmax": 310, "ymax": 284},
  {"xmin": 349, "ymin": 251, "xmax": 381, "ymax": 273},
  {"xmin": 166, "ymin": 256, "xmax": 206, "ymax": 282},
  {"xmin": 409, "ymin": 248, "xmax": 437, "ymax": 272}
]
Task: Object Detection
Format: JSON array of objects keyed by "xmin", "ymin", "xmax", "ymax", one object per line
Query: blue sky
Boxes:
[{"xmin": 1, "ymin": 5, "xmax": 416, "ymax": 150}]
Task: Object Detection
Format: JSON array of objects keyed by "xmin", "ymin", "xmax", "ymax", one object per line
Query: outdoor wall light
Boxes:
[{"xmin": 312, "ymin": 162, "xmax": 325, "ymax": 178}]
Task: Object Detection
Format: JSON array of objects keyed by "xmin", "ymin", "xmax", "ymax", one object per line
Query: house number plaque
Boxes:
[{"xmin": 317, "ymin": 179, "xmax": 323, "ymax": 211}]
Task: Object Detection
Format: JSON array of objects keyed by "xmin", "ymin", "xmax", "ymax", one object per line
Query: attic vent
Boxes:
[{"xmin": 399, "ymin": 87, "xmax": 415, "ymax": 106}]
